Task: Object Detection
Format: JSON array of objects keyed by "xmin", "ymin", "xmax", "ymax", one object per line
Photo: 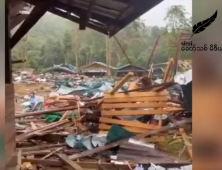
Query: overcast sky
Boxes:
[{"xmin": 141, "ymin": 0, "xmax": 192, "ymax": 26}]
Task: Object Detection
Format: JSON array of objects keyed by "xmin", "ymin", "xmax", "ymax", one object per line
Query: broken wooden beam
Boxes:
[
  {"xmin": 163, "ymin": 58, "xmax": 174, "ymax": 82},
  {"xmin": 57, "ymin": 153, "xmax": 84, "ymax": 170},
  {"xmin": 80, "ymin": 0, "xmax": 97, "ymax": 30},
  {"xmin": 146, "ymin": 35, "xmax": 160, "ymax": 70},
  {"xmin": 15, "ymin": 119, "xmax": 45, "ymax": 123},
  {"xmin": 21, "ymin": 158, "xmax": 135, "ymax": 169},
  {"xmin": 49, "ymin": 7, "xmax": 108, "ymax": 35},
  {"xmin": 19, "ymin": 143, "xmax": 66, "ymax": 152},
  {"xmin": 179, "ymin": 128, "xmax": 192, "ymax": 160},
  {"xmin": 110, "ymin": 72, "xmax": 134, "ymax": 94},
  {"xmin": 15, "ymin": 106, "xmax": 77, "ymax": 118},
  {"xmin": 68, "ymin": 118, "xmax": 191, "ymax": 160},
  {"xmin": 41, "ymin": 148, "xmax": 62, "ymax": 160},
  {"xmin": 16, "ymin": 120, "xmax": 69, "ymax": 142},
  {"xmin": 22, "ymin": 150, "xmax": 52, "ymax": 156},
  {"xmin": 11, "ymin": 6, "xmax": 48, "ymax": 49},
  {"xmin": 100, "ymin": 117, "xmax": 159, "ymax": 130}
]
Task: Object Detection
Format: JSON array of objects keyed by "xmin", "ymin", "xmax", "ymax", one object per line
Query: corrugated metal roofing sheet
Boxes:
[{"xmin": 22, "ymin": 0, "xmax": 163, "ymax": 36}]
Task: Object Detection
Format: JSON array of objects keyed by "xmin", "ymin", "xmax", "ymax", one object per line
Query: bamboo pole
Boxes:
[{"xmin": 146, "ymin": 36, "xmax": 160, "ymax": 70}]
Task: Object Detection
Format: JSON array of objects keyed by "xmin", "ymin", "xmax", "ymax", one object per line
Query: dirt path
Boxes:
[
  {"xmin": 14, "ymin": 83, "xmax": 53, "ymax": 111},
  {"xmin": 14, "ymin": 83, "xmax": 52, "ymax": 98}
]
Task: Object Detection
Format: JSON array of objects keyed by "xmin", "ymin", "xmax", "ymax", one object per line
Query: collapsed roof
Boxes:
[
  {"xmin": 79, "ymin": 62, "xmax": 116, "ymax": 70},
  {"xmin": 44, "ymin": 64, "xmax": 78, "ymax": 74},
  {"xmin": 9, "ymin": 0, "xmax": 163, "ymax": 48},
  {"xmin": 117, "ymin": 64, "xmax": 147, "ymax": 72}
]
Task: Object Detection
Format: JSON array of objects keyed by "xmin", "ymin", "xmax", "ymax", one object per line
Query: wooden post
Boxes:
[
  {"xmin": 146, "ymin": 36, "xmax": 160, "ymax": 70},
  {"xmin": 179, "ymin": 128, "xmax": 192, "ymax": 160},
  {"xmin": 110, "ymin": 72, "xmax": 134, "ymax": 94},
  {"xmin": 163, "ymin": 58, "xmax": 174, "ymax": 82},
  {"xmin": 6, "ymin": 4, "xmax": 12, "ymax": 83},
  {"xmin": 6, "ymin": 3, "xmax": 17, "ymax": 169}
]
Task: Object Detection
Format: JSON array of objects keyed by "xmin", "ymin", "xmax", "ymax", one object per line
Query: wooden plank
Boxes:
[
  {"xmin": 27, "ymin": 155, "xmax": 37, "ymax": 170},
  {"xmin": 158, "ymin": 114, "xmax": 162, "ymax": 127},
  {"xmin": 19, "ymin": 143, "xmax": 66, "ymax": 152},
  {"xmin": 68, "ymin": 119, "xmax": 192, "ymax": 160},
  {"xmin": 102, "ymin": 102, "xmax": 167, "ymax": 109},
  {"xmin": 5, "ymin": 84, "xmax": 16, "ymax": 165},
  {"xmin": 59, "ymin": 111, "xmax": 70, "ymax": 121},
  {"xmin": 80, "ymin": 0, "xmax": 97, "ymax": 30},
  {"xmin": 98, "ymin": 131, "xmax": 108, "ymax": 135},
  {"xmin": 15, "ymin": 106, "xmax": 77, "ymax": 117},
  {"xmin": 179, "ymin": 128, "xmax": 192, "ymax": 160},
  {"xmin": 57, "ymin": 153, "xmax": 84, "ymax": 170},
  {"xmin": 41, "ymin": 148, "xmax": 62, "ymax": 160},
  {"xmin": 16, "ymin": 150, "xmax": 22, "ymax": 170},
  {"xmin": 140, "ymin": 136, "xmax": 165, "ymax": 143},
  {"xmin": 10, "ymin": 13, "xmax": 29, "ymax": 30},
  {"xmin": 49, "ymin": 8, "xmax": 108, "ymax": 35},
  {"xmin": 16, "ymin": 120, "xmax": 69, "ymax": 142},
  {"xmin": 103, "ymin": 96, "xmax": 168, "ymax": 103},
  {"xmin": 164, "ymin": 108, "xmax": 184, "ymax": 111},
  {"xmin": 110, "ymin": 72, "xmax": 134, "ymax": 94},
  {"xmin": 100, "ymin": 117, "xmax": 159, "ymax": 130},
  {"xmin": 22, "ymin": 150, "xmax": 51, "ymax": 156},
  {"xmin": 102, "ymin": 110, "xmax": 168, "ymax": 116},
  {"xmin": 99, "ymin": 124, "xmax": 149, "ymax": 134},
  {"xmin": 82, "ymin": 162, "xmax": 134, "ymax": 170},
  {"xmin": 30, "ymin": 122, "xmax": 38, "ymax": 130},
  {"xmin": 77, "ymin": 123, "xmax": 92, "ymax": 134},
  {"xmin": 128, "ymin": 81, "xmax": 139, "ymax": 90},
  {"xmin": 146, "ymin": 36, "xmax": 160, "ymax": 70},
  {"xmin": 163, "ymin": 58, "xmax": 174, "ymax": 82},
  {"xmin": 104, "ymin": 91, "xmax": 168, "ymax": 98},
  {"xmin": 21, "ymin": 158, "xmax": 132, "ymax": 170}
]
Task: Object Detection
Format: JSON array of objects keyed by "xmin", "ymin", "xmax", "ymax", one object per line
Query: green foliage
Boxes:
[
  {"xmin": 12, "ymin": 5, "xmax": 192, "ymax": 72},
  {"xmin": 164, "ymin": 5, "xmax": 191, "ymax": 31}
]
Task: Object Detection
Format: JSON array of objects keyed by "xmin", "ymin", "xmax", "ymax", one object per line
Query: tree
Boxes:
[
  {"xmin": 11, "ymin": 5, "xmax": 192, "ymax": 72},
  {"xmin": 164, "ymin": 5, "xmax": 190, "ymax": 32},
  {"xmin": 63, "ymin": 30, "xmax": 72, "ymax": 64},
  {"xmin": 151, "ymin": 26, "xmax": 161, "ymax": 38}
]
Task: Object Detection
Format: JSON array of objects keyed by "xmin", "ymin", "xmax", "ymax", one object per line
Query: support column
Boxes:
[{"xmin": 5, "ymin": 3, "xmax": 17, "ymax": 170}]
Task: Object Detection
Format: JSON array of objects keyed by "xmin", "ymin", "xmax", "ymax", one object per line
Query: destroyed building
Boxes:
[
  {"xmin": 6, "ymin": 0, "xmax": 192, "ymax": 169},
  {"xmin": 116, "ymin": 64, "xmax": 148, "ymax": 77},
  {"xmin": 78, "ymin": 62, "xmax": 116, "ymax": 77},
  {"xmin": 149, "ymin": 67, "xmax": 164, "ymax": 80}
]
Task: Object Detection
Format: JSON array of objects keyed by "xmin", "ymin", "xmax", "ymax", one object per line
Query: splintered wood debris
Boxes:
[{"xmin": 15, "ymin": 69, "xmax": 192, "ymax": 170}]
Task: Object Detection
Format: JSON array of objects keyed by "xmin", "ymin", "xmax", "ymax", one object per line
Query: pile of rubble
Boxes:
[{"xmin": 15, "ymin": 68, "xmax": 192, "ymax": 170}]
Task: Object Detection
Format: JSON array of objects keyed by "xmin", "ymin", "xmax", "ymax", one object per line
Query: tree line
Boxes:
[{"xmin": 12, "ymin": 5, "xmax": 192, "ymax": 72}]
